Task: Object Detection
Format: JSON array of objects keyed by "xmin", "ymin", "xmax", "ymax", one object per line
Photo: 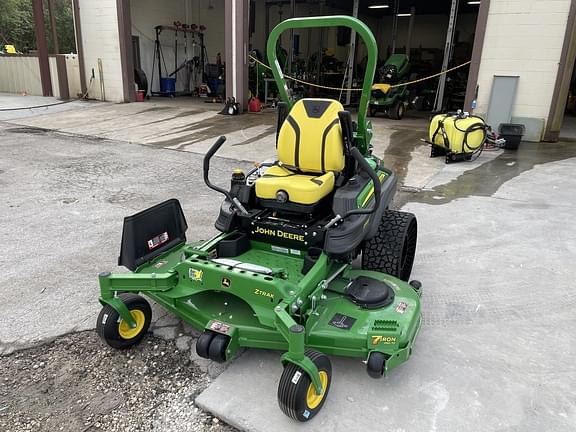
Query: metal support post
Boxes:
[
  {"xmin": 406, "ymin": 7, "xmax": 416, "ymax": 59},
  {"xmin": 225, "ymin": 0, "xmax": 249, "ymax": 112},
  {"xmin": 433, "ymin": 0, "xmax": 459, "ymax": 112},
  {"xmin": 287, "ymin": 0, "xmax": 295, "ymax": 74},
  {"xmin": 32, "ymin": 0, "xmax": 53, "ymax": 97},
  {"xmin": 345, "ymin": 0, "xmax": 360, "ymax": 106},
  {"xmin": 47, "ymin": 0, "xmax": 60, "ymax": 54},
  {"xmin": 391, "ymin": 0, "xmax": 399, "ymax": 54}
]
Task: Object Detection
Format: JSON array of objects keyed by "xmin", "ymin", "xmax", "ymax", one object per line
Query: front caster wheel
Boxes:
[
  {"xmin": 366, "ymin": 351, "xmax": 387, "ymax": 379},
  {"xmin": 96, "ymin": 293, "xmax": 151, "ymax": 349},
  {"xmin": 196, "ymin": 331, "xmax": 217, "ymax": 359},
  {"xmin": 277, "ymin": 350, "xmax": 332, "ymax": 422},
  {"xmin": 208, "ymin": 334, "xmax": 230, "ymax": 363}
]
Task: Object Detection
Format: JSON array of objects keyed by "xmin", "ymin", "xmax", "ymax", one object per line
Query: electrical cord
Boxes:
[{"xmin": 0, "ymin": 76, "xmax": 94, "ymax": 112}]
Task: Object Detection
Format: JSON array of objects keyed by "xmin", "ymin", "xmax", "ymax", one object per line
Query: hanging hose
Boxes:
[
  {"xmin": 0, "ymin": 77, "xmax": 95, "ymax": 112},
  {"xmin": 453, "ymin": 115, "xmax": 488, "ymax": 161}
]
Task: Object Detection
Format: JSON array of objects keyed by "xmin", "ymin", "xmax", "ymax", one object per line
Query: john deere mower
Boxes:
[
  {"xmin": 96, "ymin": 16, "xmax": 421, "ymax": 422},
  {"xmin": 369, "ymin": 53, "xmax": 411, "ymax": 119}
]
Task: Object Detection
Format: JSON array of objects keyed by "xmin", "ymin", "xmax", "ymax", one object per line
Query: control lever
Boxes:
[{"xmin": 203, "ymin": 136, "xmax": 249, "ymax": 215}]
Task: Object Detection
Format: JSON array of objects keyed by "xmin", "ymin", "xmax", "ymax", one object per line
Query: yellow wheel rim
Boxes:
[
  {"xmin": 306, "ymin": 371, "xmax": 328, "ymax": 410},
  {"xmin": 118, "ymin": 309, "xmax": 145, "ymax": 340}
]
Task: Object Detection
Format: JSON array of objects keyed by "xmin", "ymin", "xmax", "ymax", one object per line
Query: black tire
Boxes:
[
  {"xmin": 362, "ymin": 210, "xmax": 418, "ymax": 282},
  {"xmin": 366, "ymin": 352, "xmax": 387, "ymax": 379},
  {"xmin": 277, "ymin": 350, "xmax": 332, "ymax": 422},
  {"xmin": 389, "ymin": 101, "xmax": 405, "ymax": 120},
  {"xmin": 368, "ymin": 106, "xmax": 377, "ymax": 117},
  {"xmin": 208, "ymin": 334, "xmax": 230, "ymax": 363},
  {"xmin": 96, "ymin": 293, "xmax": 151, "ymax": 349},
  {"xmin": 196, "ymin": 331, "xmax": 217, "ymax": 359}
]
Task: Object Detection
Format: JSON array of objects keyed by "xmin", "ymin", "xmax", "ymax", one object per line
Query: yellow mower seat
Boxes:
[
  {"xmin": 255, "ymin": 165, "xmax": 335, "ymax": 205},
  {"xmin": 255, "ymin": 98, "xmax": 345, "ymax": 206},
  {"xmin": 372, "ymin": 83, "xmax": 391, "ymax": 95}
]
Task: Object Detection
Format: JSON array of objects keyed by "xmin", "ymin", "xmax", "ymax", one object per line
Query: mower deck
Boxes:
[{"xmin": 100, "ymin": 236, "xmax": 421, "ymax": 373}]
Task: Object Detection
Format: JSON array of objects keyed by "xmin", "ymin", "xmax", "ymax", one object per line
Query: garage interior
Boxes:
[
  {"xmin": 560, "ymin": 57, "xmax": 576, "ymax": 139},
  {"xmin": 127, "ymin": 0, "xmax": 481, "ymax": 118}
]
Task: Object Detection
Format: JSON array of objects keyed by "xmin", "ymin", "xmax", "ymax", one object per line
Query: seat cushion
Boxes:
[
  {"xmin": 255, "ymin": 165, "xmax": 335, "ymax": 205},
  {"xmin": 277, "ymin": 99, "xmax": 345, "ymax": 174}
]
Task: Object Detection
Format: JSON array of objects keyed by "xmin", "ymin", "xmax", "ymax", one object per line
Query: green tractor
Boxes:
[
  {"xmin": 369, "ymin": 53, "xmax": 411, "ymax": 119},
  {"xmin": 95, "ymin": 16, "xmax": 422, "ymax": 422}
]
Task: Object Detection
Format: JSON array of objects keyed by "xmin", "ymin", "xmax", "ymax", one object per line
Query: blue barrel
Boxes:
[{"xmin": 160, "ymin": 77, "xmax": 176, "ymax": 94}]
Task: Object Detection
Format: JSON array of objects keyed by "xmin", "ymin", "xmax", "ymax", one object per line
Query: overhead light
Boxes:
[
  {"xmin": 368, "ymin": 4, "xmax": 390, "ymax": 8},
  {"xmin": 467, "ymin": 1, "xmax": 481, "ymax": 4},
  {"xmin": 397, "ymin": 13, "xmax": 412, "ymax": 17}
]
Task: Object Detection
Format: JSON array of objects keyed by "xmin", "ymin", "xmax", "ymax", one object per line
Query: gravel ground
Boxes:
[{"xmin": 0, "ymin": 331, "xmax": 237, "ymax": 432}]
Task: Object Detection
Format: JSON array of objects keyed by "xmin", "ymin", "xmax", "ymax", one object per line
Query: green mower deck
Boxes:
[{"xmin": 99, "ymin": 237, "xmax": 421, "ymax": 368}]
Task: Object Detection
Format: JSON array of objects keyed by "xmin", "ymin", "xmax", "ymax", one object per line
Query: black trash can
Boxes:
[{"xmin": 499, "ymin": 123, "xmax": 525, "ymax": 150}]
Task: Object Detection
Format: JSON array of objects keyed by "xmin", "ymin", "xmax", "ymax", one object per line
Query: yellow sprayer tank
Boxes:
[{"xmin": 429, "ymin": 113, "xmax": 486, "ymax": 153}]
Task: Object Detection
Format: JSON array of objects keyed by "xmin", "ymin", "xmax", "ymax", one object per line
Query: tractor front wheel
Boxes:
[
  {"xmin": 277, "ymin": 350, "xmax": 332, "ymax": 422},
  {"xmin": 389, "ymin": 101, "xmax": 405, "ymax": 120},
  {"xmin": 96, "ymin": 293, "xmax": 152, "ymax": 349}
]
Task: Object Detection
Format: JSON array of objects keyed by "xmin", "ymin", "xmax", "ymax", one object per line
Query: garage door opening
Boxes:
[
  {"xmin": 545, "ymin": 1, "xmax": 576, "ymax": 142},
  {"xmin": 128, "ymin": 0, "xmax": 226, "ymax": 103},
  {"xmin": 249, "ymin": 0, "xmax": 481, "ymax": 119},
  {"xmin": 559, "ymin": 57, "xmax": 576, "ymax": 140}
]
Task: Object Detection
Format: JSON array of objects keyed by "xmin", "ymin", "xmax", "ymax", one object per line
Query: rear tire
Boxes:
[
  {"xmin": 389, "ymin": 101, "xmax": 405, "ymax": 120},
  {"xmin": 96, "ymin": 293, "xmax": 151, "ymax": 349},
  {"xmin": 362, "ymin": 210, "xmax": 417, "ymax": 281},
  {"xmin": 277, "ymin": 350, "xmax": 332, "ymax": 422}
]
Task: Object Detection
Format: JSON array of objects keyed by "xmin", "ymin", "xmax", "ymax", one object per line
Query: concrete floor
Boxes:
[{"xmin": 1, "ymin": 94, "xmax": 576, "ymax": 430}]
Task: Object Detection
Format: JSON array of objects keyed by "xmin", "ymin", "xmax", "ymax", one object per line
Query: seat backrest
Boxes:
[{"xmin": 277, "ymin": 99, "xmax": 345, "ymax": 174}]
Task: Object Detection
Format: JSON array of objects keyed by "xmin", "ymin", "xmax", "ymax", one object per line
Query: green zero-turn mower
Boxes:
[
  {"xmin": 96, "ymin": 16, "xmax": 422, "ymax": 422},
  {"xmin": 369, "ymin": 54, "xmax": 411, "ymax": 119}
]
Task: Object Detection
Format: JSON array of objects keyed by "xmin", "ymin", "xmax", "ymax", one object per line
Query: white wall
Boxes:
[
  {"xmin": 130, "ymin": 0, "xmax": 225, "ymax": 93},
  {"xmin": 475, "ymin": 0, "xmax": 572, "ymax": 139},
  {"xmin": 77, "ymin": 0, "xmax": 124, "ymax": 102},
  {"xmin": 0, "ymin": 56, "xmax": 43, "ymax": 95},
  {"xmin": 0, "ymin": 55, "xmax": 81, "ymax": 98},
  {"xmin": 65, "ymin": 54, "xmax": 83, "ymax": 98}
]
